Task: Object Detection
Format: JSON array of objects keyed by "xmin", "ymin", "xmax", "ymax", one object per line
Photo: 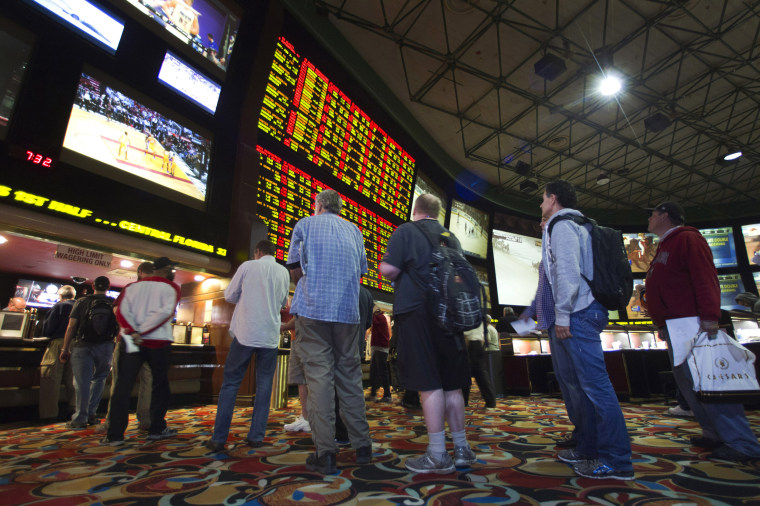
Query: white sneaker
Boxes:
[
  {"xmin": 284, "ymin": 415, "xmax": 311, "ymax": 432},
  {"xmin": 667, "ymin": 405, "xmax": 694, "ymax": 417}
]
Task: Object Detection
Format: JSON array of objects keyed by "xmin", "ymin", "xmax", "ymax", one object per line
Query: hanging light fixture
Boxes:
[{"xmin": 597, "ymin": 172, "xmax": 611, "ymax": 185}]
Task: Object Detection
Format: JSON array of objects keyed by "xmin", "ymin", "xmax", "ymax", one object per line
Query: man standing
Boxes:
[
  {"xmin": 287, "ymin": 189, "xmax": 372, "ymax": 474},
  {"xmin": 645, "ymin": 202, "xmax": 760, "ymax": 462},
  {"xmin": 104, "ymin": 257, "xmax": 181, "ymax": 445},
  {"xmin": 39, "ymin": 285, "xmax": 77, "ymax": 421},
  {"xmin": 205, "ymin": 240, "xmax": 290, "ymax": 452},
  {"xmin": 59, "ymin": 277, "xmax": 118, "ymax": 429},
  {"xmin": 367, "ymin": 306, "xmax": 391, "ymax": 402},
  {"xmin": 379, "ymin": 193, "xmax": 474, "ymax": 474},
  {"xmin": 462, "ymin": 321, "xmax": 497, "ymax": 408},
  {"xmin": 540, "ymin": 180, "xmax": 633, "ymax": 480}
]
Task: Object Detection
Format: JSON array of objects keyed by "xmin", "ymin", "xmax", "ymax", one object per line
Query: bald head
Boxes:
[{"xmin": 6, "ymin": 297, "xmax": 26, "ymax": 312}]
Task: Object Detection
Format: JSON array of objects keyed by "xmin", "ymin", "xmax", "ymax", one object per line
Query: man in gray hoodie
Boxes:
[{"xmin": 541, "ymin": 179, "xmax": 633, "ymax": 480}]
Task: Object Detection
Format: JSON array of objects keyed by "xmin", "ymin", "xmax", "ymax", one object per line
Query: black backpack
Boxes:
[
  {"xmin": 411, "ymin": 222, "xmax": 486, "ymax": 333},
  {"xmin": 547, "ymin": 214, "xmax": 633, "ymax": 312},
  {"xmin": 78, "ymin": 296, "xmax": 118, "ymax": 343}
]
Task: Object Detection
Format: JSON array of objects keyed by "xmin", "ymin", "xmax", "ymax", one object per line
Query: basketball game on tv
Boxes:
[{"xmin": 62, "ymin": 72, "xmax": 212, "ymax": 205}]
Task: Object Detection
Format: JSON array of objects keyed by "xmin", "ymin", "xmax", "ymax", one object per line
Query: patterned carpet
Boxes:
[{"xmin": 1, "ymin": 393, "xmax": 759, "ymax": 505}]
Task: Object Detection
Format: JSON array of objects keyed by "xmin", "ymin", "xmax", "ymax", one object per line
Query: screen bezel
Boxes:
[{"xmin": 157, "ymin": 50, "xmax": 221, "ymax": 115}]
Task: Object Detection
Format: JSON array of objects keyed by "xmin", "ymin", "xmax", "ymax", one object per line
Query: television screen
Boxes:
[
  {"xmin": 492, "ymin": 229, "xmax": 542, "ymax": 306},
  {"xmin": 15, "ymin": 279, "xmax": 64, "ymax": 309},
  {"xmin": 754, "ymin": 272, "xmax": 760, "ymax": 294},
  {"xmin": 412, "ymin": 173, "xmax": 446, "ymax": 224},
  {"xmin": 741, "ymin": 223, "xmax": 760, "ymax": 267},
  {"xmin": 699, "ymin": 227, "xmax": 737, "ymax": 268},
  {"xmin": 622, "ymin": 233, "xmax": 659, "ymax": 273},
  {"xmin": 23, "ymin": 0, "xmax": 124, "ymax": 54},
  {"xmin": 119, "ymin": 0, "xmax": 240, "ymax": 73},
  {"xmin": 625, "ymin": 279, "xmax": 647, "ymax": 319},
  {"xmin": 61, "ymin": 70, "xmax": 212, "ymax": 210},
  {"xmin": 158, "ymin": 51, "xmax": 221, "ymax": 114},
  {"xmin": 450, "ymin": 200, "xmax": 488, "ymax": 259},
  {"xmin": 0, "ymin": 19, "xmax": 33, "ymax": 140},
  {"xmin": 718, "ymin": 273, "xmax": 745, "ymax": 311}
]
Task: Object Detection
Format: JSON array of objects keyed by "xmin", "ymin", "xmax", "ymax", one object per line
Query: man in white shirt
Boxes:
[{"xmin": 205, "ymin": 240, "xmax": 290, "ymax": 452}]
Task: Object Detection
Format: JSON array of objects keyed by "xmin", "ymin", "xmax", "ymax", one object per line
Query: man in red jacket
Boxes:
[
  {"xmin": 367, "ymin": 306, "xmax": 391, "ymax": 402},
  {"xmin": 646, "ymin": 202, "xmax": 760, "ymax": 462}
]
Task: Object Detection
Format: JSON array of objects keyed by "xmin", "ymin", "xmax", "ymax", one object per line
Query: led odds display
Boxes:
[
  {"xmin": 259, "ymin": 37, "xmax": 415, "ymax": 221},
  {"xmin": 256, "ymin": 146, "xmax": 394, "ymax": 293}
]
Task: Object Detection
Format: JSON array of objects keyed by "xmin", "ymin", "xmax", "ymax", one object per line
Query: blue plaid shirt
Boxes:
[
  {"xmin": 522, "ymin": 260, "xmax": 555, "ymax": 330},
  {"xmin": 287, "ymin": 212, "xmax": 368, "ymax": 324}
]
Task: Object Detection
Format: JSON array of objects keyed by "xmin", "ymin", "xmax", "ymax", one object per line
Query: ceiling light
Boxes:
[
  {"xmin": 519, "ymin": 180, "xmax": 538, "ymax": 193},
  {"xmin": 120, "ymin": 260, "xmax": 134, "ymax": 268},
  {"xmin": 599, "ymin": 74, "xmax": 622, "ymax": 96},
  {"xmin": 194, "ymin": 275, "xmax": 205, "ymax": 282},
  {"xmin": 716, "ymin": 149, "xmax": 743, "ymax": 165},
  {"xmin": 0, "ymin": 235, "xmax": 7, "ymax": 245},
  {"xmin": 597, "ymin": 173, "xmax": 610, "ymax": 185},
  {"xmin": 534, "ymin": 53, "xmax": 567, "ymax": 81},
  {"xmin": 723, "ymin": 150, "xmax": 742, "ymax": 161}
]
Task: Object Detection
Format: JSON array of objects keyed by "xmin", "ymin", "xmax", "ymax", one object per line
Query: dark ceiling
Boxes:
[{"xmin": 286, "ymin": 0, "xmax": 760, "ymax": 225}]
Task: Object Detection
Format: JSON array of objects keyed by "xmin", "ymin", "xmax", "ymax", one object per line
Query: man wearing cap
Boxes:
[
  {"xmin": 104, "ymin": 257, "xmax": 181, "ymax": 445},
  {"xmin": 645, "ymin": 202, "xmax": 760, "ymax": 462},
  {"xmin": 60, "ymin": 277, "xmax": 118, "ymax": 429},
  {"xmin": 39, "ymin": 285, "xmax": 77, "ymax": 421}
]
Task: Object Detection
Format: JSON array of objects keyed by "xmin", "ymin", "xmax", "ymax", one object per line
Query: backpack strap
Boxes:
[
  {"xmin": 404, "ymin": 221, "xmax": 437, "ymax": 292},
  {"xmin": 546, "ymin": 213, "xmax": 594, "ymax": 288}
]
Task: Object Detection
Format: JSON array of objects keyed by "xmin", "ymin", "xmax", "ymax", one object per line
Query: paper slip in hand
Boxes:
[
  {"xmin": 665, "ymin": 316, "xmax": 700, "ymax": 366},
  {"xmin": 511, "ymin": 318, "xmax": 537, "ymax": 336},
  {"xmin": 122, "ymin": 333, "xmax": 140, "ymax": 353}
]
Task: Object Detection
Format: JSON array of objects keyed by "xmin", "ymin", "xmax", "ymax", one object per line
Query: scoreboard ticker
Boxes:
[
  {"xmin": 256, "ymin": 146, "xmax": 395, "ymax": 293},
  {"xmin": 258, "ymin": 37, "xmax": 415, "ymax": 221}
]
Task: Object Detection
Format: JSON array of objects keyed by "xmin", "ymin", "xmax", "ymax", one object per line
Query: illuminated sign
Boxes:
[
  {"xmin": 256, "ymin": 146, "xmax": 394, "ymax": 292},
  {"xmin": 258, "ymin": 37, "xmax": 415, "ymax": 221},
  {"xmin": 0, "ymin": 184, "xmax": 226, "ymax": 257},
  {"xmin": 25, "ymin": 150, "xmax": 53, "ymax": 168}
]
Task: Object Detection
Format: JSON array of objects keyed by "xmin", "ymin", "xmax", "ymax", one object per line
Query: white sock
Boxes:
[
  {"xmin": 452, "ymin": 429, "xmax": 467, "ymax": 448},
  {"xmin": 427, "ymin": 430, "xmax": 446, "ymax": 456}
]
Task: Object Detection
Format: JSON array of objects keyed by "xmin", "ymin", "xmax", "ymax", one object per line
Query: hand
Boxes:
[
  {"xmin": 131, "ymin": 332, "xmax": 143, "ymax": 345},
  {"xmin": 59, "ymin": 349, "xmax": 71, "ymax": 363},
  {"xmin": 699, "ymin": 320, "xmax": 719, "ymax": 339},
  {"xmin": 556, "ymin": 325, "xmax": 572, "ymax": 340}
]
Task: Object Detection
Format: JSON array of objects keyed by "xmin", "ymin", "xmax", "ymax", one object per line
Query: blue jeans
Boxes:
[
  {"xmin": 661, "ymin": 327, "xmax": 760, "ymax": 457},
  {"xmin": 71, "ymin": 341, "xmax": 114, "ymax": 422},
  {"xmin": 551, "ymin": 301, "xmax": 632, "ymax": 471},
  {"xmin": 211, "ymin": 338, "xmax": 278, "ymax": 444},
  {"xmin": 548, "ymin": 326, "xmax": 580, "ymax": 434}
]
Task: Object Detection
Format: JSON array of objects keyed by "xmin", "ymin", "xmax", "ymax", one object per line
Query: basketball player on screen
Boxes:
[{"xmin": 118, "ymin": 131, "xmax": 130, "ymax": 160}]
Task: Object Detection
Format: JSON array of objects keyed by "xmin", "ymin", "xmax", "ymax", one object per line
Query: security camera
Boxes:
[{"xmin": 71, "ymin": 276, "xmax": 88, "ymax": 284}]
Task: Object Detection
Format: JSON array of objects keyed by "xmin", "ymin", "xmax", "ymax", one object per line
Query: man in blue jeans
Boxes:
[
  {"xmin": 205, "ymin": 240, "xmax": 290, "ymax": 452},
  {"xmin": 541, "ymin": 180, "xmax": 634, "ymax": 480}
]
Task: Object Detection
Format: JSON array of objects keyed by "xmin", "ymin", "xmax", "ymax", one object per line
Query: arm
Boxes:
[
  {"xmin": 289, "ymin": 267, "xmax": 303, "ymax": 284},
  {"xmin": 379, "ymin": 261, "xmax": 401, "ymax": 281},
  {"xmin": 224, "ymin": 263, "xmax": 245, "ymax": 304},
  {"xmin": 551, "ymin": 221, "xmax": 582, "ymax": 338},
  {"xmin": 42, "ymin": 304, "xmax": 60, "ymax": 336},
  {"xmin": 59, "ymin": 318, "xmax": 78, "ymax": 363}
]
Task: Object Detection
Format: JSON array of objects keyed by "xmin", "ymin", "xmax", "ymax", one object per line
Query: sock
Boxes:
[
  {"xmin": 427, "ymin": 430, "xmax": 446, "ymax": 456},
  {"xmin": 452, "ymin": 429, "xmax": 467, "ymax": 449}
]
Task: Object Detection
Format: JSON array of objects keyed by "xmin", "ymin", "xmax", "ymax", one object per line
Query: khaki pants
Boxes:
[
  {"xmin": 39, "ymin": 339, "xmax": 75, "ymax": 419},
  {"xmin": 104, "ymin": 341, "xmax": 152, "ymax": 427}
]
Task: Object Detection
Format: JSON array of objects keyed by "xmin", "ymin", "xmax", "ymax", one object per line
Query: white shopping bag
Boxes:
[{"xmin": 686, "ymin": 330, "xmax": 760, "ymax": 403}]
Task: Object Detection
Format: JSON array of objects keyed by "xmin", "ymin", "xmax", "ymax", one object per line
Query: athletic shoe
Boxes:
[
  {"xmin": 356, "ymin": 445, "xmax": 372, "ymax": 464},
  {"xmin": 147, "ymin": 427, "xmax": 177, "ymax": 440},
  {"xmin": 557, "ymin": 448, "xmax": 590, "ymax": 463},
  {"xmin": 690, "ymin": 436, "xmax": 722, "ymax": 449},
  {"xmin": 100, "ymin": 436, "xmax": 125, "ymax": 446},
  {"xmin": 667, "ymin": 405, "xmax": 694, "ymax": 417},
  {"xmin": 573, "ymin": 459, "xmax": 635, "ymax": 480},
  {"xmin": 453, "ymin": 446, "xmax": 477, "ymax": 467},
  {"xmin": 65, "ymin": 420, "xmax": 87, "ymax": 430},
  {"xmin": 405, "ymin": 451, "xmax": 456, "ymax": 474},
  {"xmin": 284, "ymin": 415, "xmax": 311, "ymax": 433},
  {"xmin": 306, "ymin": 451, "xmax": 337, "ymax": 474},
  {"xmin": 709, "ymin": 445, "xmax": 754, "ymax": 463},
  {"xmin": 335, "ymin": 437, "xmax": 351, "ymax": 447},
  {"xmin": 555, "ymin": 433, "xmax": 577, "ymax": 448},
  {"xmin": 204, "ymin": 440, "xmax": 225, "ymax": 452}
]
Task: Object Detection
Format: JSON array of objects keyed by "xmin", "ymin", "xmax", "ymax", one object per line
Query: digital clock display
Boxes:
[
  {"xmin": 258, "ymin": 37, "xmax": 415, "ymax": 221},
  {"xmin": 25, "ymin": 149, "xmax": 53, "ymax": 167},
  {"xmin": 256, "ymin": 146, "xmax": 395, "ymax": 292}
]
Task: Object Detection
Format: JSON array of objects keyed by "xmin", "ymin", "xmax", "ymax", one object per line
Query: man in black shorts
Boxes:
[{"xmin": 379, "ymin": 194, "xmax": 475, "ymax": 474}]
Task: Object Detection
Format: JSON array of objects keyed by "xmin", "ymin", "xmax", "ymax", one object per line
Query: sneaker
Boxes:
[
  {"xmin": 147, "ymin": 427, "xmax": 177, "ymax": 441},
  {"xmin": 690, "ymin": 436, "xmax": 722, "ymax": 449},
  {"xmin": 667, "ymin": 405, "xmax": 694, "ymax": 417},
  {"xmin": 284, "ymin": 415, "xmax": 311, "ymax": 433},
  {"xmin": 65, "ymin": 420, "xmax": 87, "ymax": 430},
  {"xmin": 100, "ymin": 436, "xmax": 125, "ymax": 446},
  {"xmin": 335, "ymin": 437, "xmax": 351, "ymax": 447},
  {"xmin": 555, "ymin": 433, "xmax": 577, "ymax": 448},
  {"xmin": 204, "ymin": 440, "xmax": 225, "ymax": 452},
  {"xmin": 453, "ymin": 446, "xmax": 477, "ymax": 467},
  {"xmin": 405, "ymin": 451, "xmax": 456, "ymax": 474},
  {"xmin": 356, "ymin": 445, "xmax": 372, "ymax": 464},
  {"xmin": 306, "ymin": 451, "xmax": 337, "ymax": 474},
  {"xmin": 709, "ymin": 444, "xmax": 753, "ymax": 463},
  {"xmin": 557, "ymin": 448, "xmax": 590, "ymax": 464},
  {"xmin": 573, "ymin": 459, "xmax": 635, "ymax": 480}
]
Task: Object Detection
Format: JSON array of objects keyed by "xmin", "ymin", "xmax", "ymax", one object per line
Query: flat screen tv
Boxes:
[
  {"xmin": 118, "ymin": 0, "xmax": 241, "ymax": 75},
  {"xmin": 625, "ymin": 279, "xmax": 647, "ymax": 319},
  {"xmin": 718, "ymin": 273, "xmax": 745, "ymax": 311},
  {"xmin": 0, "ymin": 18, "xmax": 33, "ymax": 140},
  {"xmin": 15, "ymin": 278, "xmax": 65, "ymax": 309},
  {"xmin": 61, "ymin": 69, "xmax": 213, "ymax": 210},
  {"xmin": 158, "ymin": 51, "xmax": 221, "ymax": 114},
  {"xmin": 622, "ymin": 233, "xmax": 658, "ymax": 273},
  {"xmin": 450, "ymin": 199, "xmax": 488, "ymax": 259},
  {"xmin": 412, "ymin": 173, "xmax": 446, "ymax": 224},
  {"xmin": 23, "ymin": 0, "xmax": 124, "ymax": 54},
  {"xmin": 699, "ymin": 227, "xmax": 737, "ymax": 268},
  {"xmin": 492, "ymin": 229, "xmax": 542, "ymax": 306},
  {"xmin": 741, "ymin": 223, "xmax": 760, "ymax": 267}
]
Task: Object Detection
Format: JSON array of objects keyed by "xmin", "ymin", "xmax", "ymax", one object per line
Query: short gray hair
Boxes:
[
  {"xmin": 58, "ymin": 285, "xmax": 76, "ymax": 300},
  {"xmin": 414, "ymin": 194, "xmax": 441, "ymax": 218},
  {"xmin": 316, "ymin": 189, "xmax": 343, "ymax": 214}
]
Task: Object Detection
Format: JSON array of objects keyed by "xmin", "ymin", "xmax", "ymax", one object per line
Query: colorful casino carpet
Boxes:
[{"xmin": 1, "ymin": 394, "xmax": 759, "ymax": 504}]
